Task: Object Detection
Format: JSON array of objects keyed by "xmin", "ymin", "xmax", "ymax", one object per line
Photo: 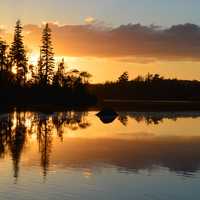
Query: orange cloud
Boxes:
[{"xmin": 3, "ymin": 22, "xmax": 200, "ymax": 63}]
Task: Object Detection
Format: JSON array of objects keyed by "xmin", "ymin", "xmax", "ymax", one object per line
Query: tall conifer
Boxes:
[
  {"xmin": 38, "ymin": 24, "xmax": 55, "ymax": 86},
  {"xmin": 9, "ymin": 20, "xmax": 27, "ymax": 85}
]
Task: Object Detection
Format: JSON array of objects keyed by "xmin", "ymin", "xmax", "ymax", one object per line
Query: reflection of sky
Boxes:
[{"xmin": 0, "ymin": 162, "xmax": 199, "ymax": 200}]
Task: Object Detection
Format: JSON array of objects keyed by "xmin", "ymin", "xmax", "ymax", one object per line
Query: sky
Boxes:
[
  {"xmin": 1, "ymin": 0, "xmax": 200, "ymax": 26},
  {"xmin": 1, "ymin": 0, "xmax": 200, "ymax": 83}
]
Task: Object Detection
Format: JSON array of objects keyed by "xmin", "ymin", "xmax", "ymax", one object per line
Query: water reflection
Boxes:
[
  {"xmin": 118, "ymin": 111, "xmax": 200, "ymax": 125},
  {"xmin": 96, "ymin": 111, "xmax": 200, "ymax": 125},
  {"xmin": 0, "ymin": 110, "xmax": 90, "ymax": 179},
  {"xmin": 0, "ymin": 110, "xmax": 200, "ymax": 181}
]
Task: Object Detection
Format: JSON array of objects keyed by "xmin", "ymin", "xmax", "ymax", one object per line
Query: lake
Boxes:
[{"xmin": 0, "ymin": 110, "xmax": 200, "ymax": 200}]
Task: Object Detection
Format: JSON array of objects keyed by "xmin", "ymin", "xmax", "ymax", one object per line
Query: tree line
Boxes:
[
  {"xmin": 90, "ymin": 72, "xmax": 200, "ymax": 101},
  {"xmin": 0, "ymin": 20, "xmax": 92, "ymax": 88}
]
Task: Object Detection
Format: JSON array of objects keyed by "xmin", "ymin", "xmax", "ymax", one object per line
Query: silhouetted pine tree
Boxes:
[
  {"xmin": 9, "ymin": 20, "xmax": 27, "ymax": 86},
  {"xmin": 38, "ymin": 24, "xmax": 55, "ymax": 86},
  {"xmin": 118, "ymin": 72, "xmax": 129, "ymax": 84},
  {"xmin": 0, "ymin": 39, "xmax": 8, "ymax": 71}
]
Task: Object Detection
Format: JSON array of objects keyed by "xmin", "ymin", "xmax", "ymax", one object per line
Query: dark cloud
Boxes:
[{"xmin": 12, "ymin": 23, "xmax": 200, "ymax": 62}]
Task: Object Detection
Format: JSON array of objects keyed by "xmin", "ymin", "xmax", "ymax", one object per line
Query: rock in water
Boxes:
[{"xmin": 96, "ymin": 108, "xmax": 118, "ymax": 124}]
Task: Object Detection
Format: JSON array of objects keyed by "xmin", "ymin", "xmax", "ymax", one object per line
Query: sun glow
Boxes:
[
  {"xmin": 28, "ymin": 53, "xmax": 79, "ymax": 67},
  {"xmin": 29, "ymin": 52, "xmax": 39, "ymax": 66}
]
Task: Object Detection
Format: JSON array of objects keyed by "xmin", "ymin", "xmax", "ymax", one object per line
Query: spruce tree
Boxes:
[
  {"xmin": 0, "ymin": 39, "xmax": 8, "ymax": 71},
  {"xmin": 38, "ymin": 23, "xmax": 55, "ymax": 86},
  {"xmin": 9, "ymin": 20, "xmax": 27, "ymax": 85},
  {"xmin": 118, "ymin": 72, "xmax": 129, "ymax": 84}
]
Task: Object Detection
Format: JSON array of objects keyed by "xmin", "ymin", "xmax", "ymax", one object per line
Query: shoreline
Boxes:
[
  {"xmin": 98, "ymin": 99, "xmax": 200, "ymax": 111},
  {"xmin": 1, "ymin": 99, "xmax": 200, "ymax": 112}
]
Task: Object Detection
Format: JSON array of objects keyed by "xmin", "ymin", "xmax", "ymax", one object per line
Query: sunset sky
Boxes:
[{"xmin": 1, "ymin": 0, "xmax": 200, "ymax": 83}]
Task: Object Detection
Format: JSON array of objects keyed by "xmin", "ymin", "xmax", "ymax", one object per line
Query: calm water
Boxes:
[{"xmin": 0, "ymin": 110, "xmax": 200, "ymax": 199}]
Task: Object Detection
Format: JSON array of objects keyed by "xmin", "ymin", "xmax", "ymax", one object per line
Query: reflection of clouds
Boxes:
[
  {"xmin": 20, "ymin": 23, "xmax": 200, "ymax": 62},
  {"xmin": 36, "ymin": 137, "xmax": 200, "ymax": 177}
]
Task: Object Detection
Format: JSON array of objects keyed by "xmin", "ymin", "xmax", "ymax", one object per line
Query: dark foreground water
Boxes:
[{"xmin": 0, "ymin": 110, "xmax": 200, "ymax": 199}]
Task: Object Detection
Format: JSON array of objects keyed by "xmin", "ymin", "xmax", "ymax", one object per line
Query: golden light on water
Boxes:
[{"xmin": 30, "ymin": 134, "xmax": 37, "ymax": 141}]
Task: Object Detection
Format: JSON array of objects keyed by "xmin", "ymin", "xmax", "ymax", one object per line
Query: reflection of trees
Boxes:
[
  {"xmin": 35, "ymin": 111, "xmax": 89, "ymax": 177},
  {"xmin": 9, "ymin": 112, "xmax": 27, "ymax": 180},
  {"xmin": 117, "ymin": 112, "xmax": 165, "ymax": 125},
  {"xmin": 0, "ymin": 114, "xmax": 12, "ymax": 157},
  {"xmin": 118, "ymin": 112, "xmax": 200, "ymax": 125},
  {"xmin": 52, "ymin": 111, "xmax": 90, "ymax": 134},
  {"xmin": 137, "ymin": 115, "xmax": 163, "ymax": 125},
  {"xmin": 0, "ymin": 110, "xmax": 90, "ymax": 179},
  {"xmin": 37, "ymin": 117, "xmax": 53, "ymax": 178},
  {"xmin": 118, "ymin": 112, "xmax": 128, "ymax": 126}
]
